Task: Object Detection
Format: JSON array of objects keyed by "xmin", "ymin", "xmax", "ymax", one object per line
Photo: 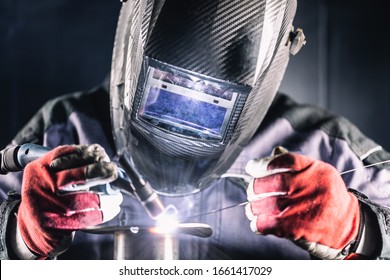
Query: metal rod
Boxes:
[
  {"xmin": 339, "ymin": 159, "xmax": 390, "ymax": 175},
  {"xmin": 185, "ymin": 160, "xmax": 390, "ymax": 220}
]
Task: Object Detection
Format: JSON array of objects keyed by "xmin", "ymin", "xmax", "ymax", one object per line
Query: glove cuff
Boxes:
[
  {"xmin": 341, "ymin": 200, "xmax": 365, "ymax": 258},
  {"xmin": 0, "ymin": 191, "xmax": 21, "ymax": 259},
  {"xmin": 17, "ymin": 206, "xmax": 73, "ymax": 259}
]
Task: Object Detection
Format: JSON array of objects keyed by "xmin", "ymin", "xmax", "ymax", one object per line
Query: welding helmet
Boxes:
[{"xmin": 110, "ymin": 0, "xmax": 303, "ymax": 195}]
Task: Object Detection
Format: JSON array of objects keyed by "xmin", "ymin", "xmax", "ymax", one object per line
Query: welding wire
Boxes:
[
  {"xmin": 339, "ymin": 159, "xmax": 390, "ymax": 175},
  {"xmin": 183, "ymin": 192, "xmax": 286, "ymax": 220},
  {"xmin": 185, "ymin": 159, "xmax": 390, "ymax": 220},
  {"xmin": 182, "ymin": 202, "xmax": 248, "ymax": 220}
]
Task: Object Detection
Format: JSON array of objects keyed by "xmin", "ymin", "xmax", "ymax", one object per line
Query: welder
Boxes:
[{"xmin": 1, "ymin": 0, "xmax": 390, "ymax": 260}]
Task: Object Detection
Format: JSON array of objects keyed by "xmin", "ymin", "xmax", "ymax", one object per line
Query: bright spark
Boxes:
[{"xmin": 149, "ymin": 204, "xmax": 179, "ymax": 235}]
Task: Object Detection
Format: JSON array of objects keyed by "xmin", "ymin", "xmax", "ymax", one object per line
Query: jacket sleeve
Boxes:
[
  {"xmin": 351, "ymin": 189, "xmax": 390, "ymax": 259},
  {"xmin": 0, "ymin": 192, "xmax": 21, "ymax": 259}
]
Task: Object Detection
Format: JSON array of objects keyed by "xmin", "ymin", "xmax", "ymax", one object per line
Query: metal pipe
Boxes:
[
  {"xmin": 84, "ymin": 223, "xmax": 212, "ymax": 260},
  {"xmin": 113, "ymin": 231, "xmax": 179, "ymax": 260},
  {"xmin": 114, "ymin": 231, "xmax": 134, "ymax": 260}
]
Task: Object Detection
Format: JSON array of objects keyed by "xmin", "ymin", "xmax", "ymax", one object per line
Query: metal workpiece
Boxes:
[
  {"xmin": 84, "ymin": 222, "xmax": 213, "ymax": 260},
  {"xmin": 84, "ymin": 204, "xmax": 213, "ymax": 260},
  {"xmin": 113, "ymin": 230, "xmax": 179, "ymax": 260}
]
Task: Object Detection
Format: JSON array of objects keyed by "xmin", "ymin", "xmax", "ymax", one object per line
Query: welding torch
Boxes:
[{"xmin": 0, "ymin": 143, "xmax": 166, "ymax": 220}]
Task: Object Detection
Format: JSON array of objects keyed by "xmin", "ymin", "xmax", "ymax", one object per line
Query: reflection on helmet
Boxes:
[{"xmin": 110, "ymin": 0, "xmax": 298, "ymax": 195}]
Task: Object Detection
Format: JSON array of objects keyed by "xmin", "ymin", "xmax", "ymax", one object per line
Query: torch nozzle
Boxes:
[{"xmin": 118, "ymin": 154, "xmax": 166, "ymax": 220}]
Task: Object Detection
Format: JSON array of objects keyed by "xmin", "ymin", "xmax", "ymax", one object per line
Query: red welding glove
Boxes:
[
  {"xmin": 17, "ymin": 144, "xmax": 123, "ymax": 259},
  {"xmin": 245, "ymin": 149, "xmax": 361, "ymax": 259}
]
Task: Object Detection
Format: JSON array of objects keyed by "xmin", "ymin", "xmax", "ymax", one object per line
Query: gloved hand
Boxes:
[
  {"xmin": 245, "ymin": 149, "xmax": 362, "ymax": 259},
  {"xmin": 17, "ymin": 144, "xmax": 123, "ymax": 259}
]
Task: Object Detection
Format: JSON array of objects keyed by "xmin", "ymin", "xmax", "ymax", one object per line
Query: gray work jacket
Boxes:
[{"xmin": 1, "ymin": 85, "xmax": 390, "ymax": 259}]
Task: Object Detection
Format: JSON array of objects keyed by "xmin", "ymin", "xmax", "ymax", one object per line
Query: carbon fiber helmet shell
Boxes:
[{"xmin": 110, "ymin": 0, "xmax": 298, "ymax": 195}]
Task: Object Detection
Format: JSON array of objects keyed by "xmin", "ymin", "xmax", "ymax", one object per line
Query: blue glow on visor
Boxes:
[
  {"xmin": 137, "ymin": 61, "xmax": 244, "ymax": 141},
  {"xmin": 143, "ymin": 87, "xmax": 227, "ymax": 135}
]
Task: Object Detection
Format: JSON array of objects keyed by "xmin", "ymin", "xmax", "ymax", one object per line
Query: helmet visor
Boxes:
[{"xmin": 136, "ymin": 58, "xmax": 250, "ymax": 143}]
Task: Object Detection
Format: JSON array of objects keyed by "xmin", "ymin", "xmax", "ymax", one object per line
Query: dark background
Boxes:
[{"xmin": 1, "ymin": 0, "xmax": 389, "ymax": 151}]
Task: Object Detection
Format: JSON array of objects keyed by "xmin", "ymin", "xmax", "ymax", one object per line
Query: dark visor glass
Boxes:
[{"xmin": 137, "ymin": 60, "xmax": 248, "ymax": 141}]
